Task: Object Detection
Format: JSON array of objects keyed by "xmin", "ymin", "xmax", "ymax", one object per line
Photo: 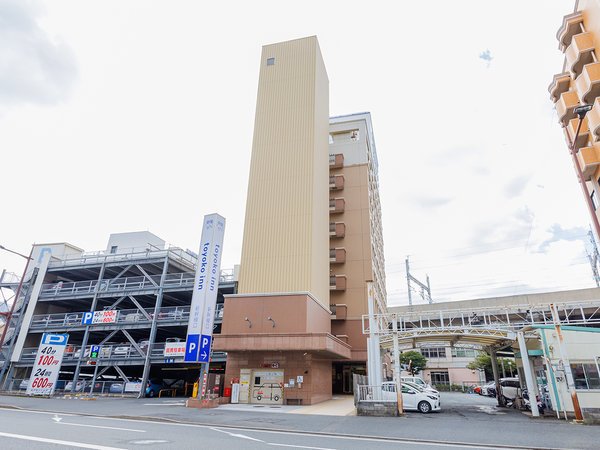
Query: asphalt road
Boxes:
[{"xmin": 0, "ymin": 392, "xmax": 598, "ymax": 449}]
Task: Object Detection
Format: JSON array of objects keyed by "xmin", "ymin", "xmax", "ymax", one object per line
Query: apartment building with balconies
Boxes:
[
  {"xmin": 0, "ymin": 232, "xmax": 236, "ymax": 396},
  {"xmin": 550, "ymin": 1, "xmax": 600, "ymax": 228},
  {"xmin": 328, "ymin": 113, "xmax": 388, "ymax": 394}
]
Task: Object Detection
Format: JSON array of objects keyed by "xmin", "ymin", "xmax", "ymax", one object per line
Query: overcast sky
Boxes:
[{"xmin": 1, "ymin": 0, "xmax": 594, "ymax": 307}]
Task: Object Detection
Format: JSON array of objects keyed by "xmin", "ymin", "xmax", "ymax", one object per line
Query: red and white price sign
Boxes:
[
  {"xmin": 92, "ymin": 310, "xmax": 118, "ymax": 324},
  {"xmin": 27, "ymin": 333, "xmax": 69, "ymax": 396}
]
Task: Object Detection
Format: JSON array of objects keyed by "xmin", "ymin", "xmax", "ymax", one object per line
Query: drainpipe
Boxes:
[{"xmin": 550, "ymin": 304, "xmax": 584, "ymax": 422}]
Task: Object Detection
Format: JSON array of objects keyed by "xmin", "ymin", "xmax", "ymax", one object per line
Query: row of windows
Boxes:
[
  {"xmin": 418, "ymin": 347, "xmax": 478, "ymax": 359},
  {"xmin": 420, "ymin": 347, "xmax": 446, "ymax": 358}
]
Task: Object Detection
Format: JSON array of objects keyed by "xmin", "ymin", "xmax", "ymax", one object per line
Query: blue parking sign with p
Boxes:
[
  {"xmin": 185, "ymin": 334, "xmax": 200, "ymax": 362},
  {"xmin": 82, "ymin": 312, "xmax": 94, "ymax": 325},
  {"xmin": 199, "ymin": 335, "xmax": 211, "ymax": 362}
]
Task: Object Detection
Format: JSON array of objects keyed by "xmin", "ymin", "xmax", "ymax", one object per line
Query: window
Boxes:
[
  {"xmin": 329, "ymin": 134, "xmax": 334, "ymax": 144},
  {"xmin": 110, "ymin": 246, "xmax": 118, "ymax": 254},
  {"xmin": 421, "ymin": 347, "xmax": 446, "ymax": 358},
  {"xmin": 430, "ymin": 371, "xmax": 450, "ymax": 385},
  {"xmin": 451, "ymin": 348, "xmax": 476, "ymax": 358},
  {"xmin": 592, "ymin": 191, "xmax": 599, "ymax": 211},
  {"xmin": 266, "ymin": 57, "xmax": 275, "ymax": 66},
  {"xmin": 570, "ymin": 362, "xmax": 600, "ymax": 389}
]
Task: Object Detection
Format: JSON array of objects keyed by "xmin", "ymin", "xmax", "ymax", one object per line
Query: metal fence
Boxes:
[
  {"xmin": 357, "ymin": 384, "xmax": 396, "ymax": 402},
  {"xmin": 6, "ymin": 378, "xmax": 141, "ymax": 395}
]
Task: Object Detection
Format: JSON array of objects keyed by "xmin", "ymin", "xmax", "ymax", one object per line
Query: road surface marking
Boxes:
[
  {"xmin": 211, "ymin": 427, "xmax": 264, "ymax": 442},
  {"xmin": 56, "ymin": 421, "xmax": 146, "ymax": 432},
  {"xmin": 268, "ymin": 443, "xmax": 334, "ymax": 450},
  {"xmin": 0, "ymin": 431, "xmax": 126, "ymax": 450}
]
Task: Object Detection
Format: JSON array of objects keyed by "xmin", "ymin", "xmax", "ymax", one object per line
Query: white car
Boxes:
[
  {"xmin": 403, "ymin": 380, "xmax": 440, "ymax": 398},
  {"xmin": 401, "ymin": 376, "xmax": 431, "ymax": 389},
  {"xmin": 381, "ymin": 382, "xmax": 441, "ymax": 413}
]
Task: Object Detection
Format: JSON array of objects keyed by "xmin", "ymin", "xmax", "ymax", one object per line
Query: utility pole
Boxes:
[
  {"xmin": 405, "ymin": 256, "xmax": 432, "ymax": 307},
  {"xmin": 586, "ymin": 229, "xmax": 600, "ymax": 287}
]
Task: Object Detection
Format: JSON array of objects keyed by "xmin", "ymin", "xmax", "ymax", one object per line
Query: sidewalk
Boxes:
[{"xmin": 218, "ymin": 395, "xmax": 356, "ymax": 416}]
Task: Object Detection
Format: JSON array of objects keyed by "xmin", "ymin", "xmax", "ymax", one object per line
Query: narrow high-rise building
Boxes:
[
  {"xmin": 550, "ymin": 1, "xmax": 600, "ymax": 241},
  {"xmin": 215, "ymin": 37, "xmax": 387, "ymax": 405}
]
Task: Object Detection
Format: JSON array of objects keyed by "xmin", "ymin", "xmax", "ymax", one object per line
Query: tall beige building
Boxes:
[
  {"xmin": 215, "ymin": 37, "xmax": 386, "ymax": 405},
  {"xmin": 238, "ymin": 36, "xmax": 330, "ymax": 307}
]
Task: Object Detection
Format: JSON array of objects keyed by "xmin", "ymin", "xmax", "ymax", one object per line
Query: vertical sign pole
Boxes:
[{"xmin": 185, "ymin": 214, "xmax": 226, "ymax": 400}]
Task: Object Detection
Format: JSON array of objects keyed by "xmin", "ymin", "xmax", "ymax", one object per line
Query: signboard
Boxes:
[
  {"xmin": 164, "ymin": 342, "xmax": 186, "ymax": 358},
  {"xmin": 26, "ymin": 333, "xmax": 68, "ymax": 396},
  {"xmin": 185, "ymin": 213, "xmax": 226, "ymax": 362},
  {"xmin": 90, "ymin": 345, "xmax": 100, "ymax": 359},
  {"xmin": 231, "ymin": 383, "xmax": 240, "ymax": 404},
  {"xmin": 125, "ymin": 382, "xmax": 142, "ymax": 393},
  {"xmin": 82, "ymin": 310, "xmax": 118, "ymax": 325}
]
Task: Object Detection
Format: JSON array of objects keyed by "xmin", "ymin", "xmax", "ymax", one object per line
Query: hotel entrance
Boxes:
[{"xmin": 332, "ymin": 362, "xmax": 366, "ymax": 394}]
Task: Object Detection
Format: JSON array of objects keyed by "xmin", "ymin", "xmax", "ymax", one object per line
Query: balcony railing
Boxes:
[
  {"xmin": 577, "ymin": 143, "xmax": 600, "ymax": 180},
  {"xmin": 575, "ymin": 61, "xmax": 600, "ymax": 105},
  {"xmin": 329, "ymin": 248, "xmax": 346, "ymax": 264},
  {"xmin": 329, "ymin": 222, "xmax": 345, "ymax": 238},
  {"xmin": 566, "ymin": 32, "xmax": 595, "ymax": 79},
  {"xmin": 567, "ymin": 115, "xmax": 590, "ymax": 151},
  {"xmin": 330, "ymin": 303, "xmax": 347, "ymax": 320},
  {"xmin": 329, "ymin": 174, "xmax": 344, "ymax": 190},
  {"xmin": 329, "ymin": 198, "xmax": 345, "ymax": 214},
  {"xmin": 549, "ymin": 72, "xmax": 572, "ymax": 102},
  {"xmin": 556, "ymin": 90, "xmax": 579, "ymax": 126},
  {"xmin": 586, "ymin": 98, "xmax": 600, "ymax": 142},
  {"xmin": 329, "ymin": 153, "xmax": 344, "ymax": 168},
  {"xmin": 557, "ymin": 11, "xmax": 584, "ymax": 52},
  {"xmin": 329, "ymin": 275, "xmax": 346, "ymax": 291},
  {"xmin": 29, "ymin": 304, "xmax": 224, "ymax": 329}
]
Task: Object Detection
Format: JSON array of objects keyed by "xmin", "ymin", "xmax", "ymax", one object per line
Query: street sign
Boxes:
[
  {"xmin": 185, "ymin": 214, "xmax": 226, "ymax": 362},
  {"xmin": 82, "ymin": 311, "xmax": 118, "ymax": 325},
  {"xmin": 165, "ymin": 358, "xmax": 175, "ymax": 363},
  {"xmin": 199, "ymin": 335, "xmax": 211, "ymax": 362},
  {"xmin": 90, "ymin": 345, "xmax": 99, "ymax": 359},
  {"xmin": 26, "ymin": 333, "xmax": 69, "ymax": 396}
]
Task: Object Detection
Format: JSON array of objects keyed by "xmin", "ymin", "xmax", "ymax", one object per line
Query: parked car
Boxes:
[
  {"xmin": 64, "ymin": 381, "xmax": 87, "ymax": 392},
  {"xmin": 381, "ymin": 382, "xmax": 441, "ymax": 413},
  {"xmin": 19, "ymin": 379, "xmax": 29, "ymax": 390},
  {"xmin": 403, "ymin": 380, "xmax": 440, "ymax": 398},
  {"xmin": 146, "ymin": 378, "xmax": 165, "ymax": 397},
  {"xmin": 498, "ymin": 378, "xmax": 520, "ymax": 401},
  {"xmin": 165, "ymin": 337, "xmax": 182, "ymax": 343},
  {"xmin": 109, "ymin": 382, "xmax": 125, "ymax": 393},
  {"xmin": 401, "ymin": 376, "xmax": 431, "ymax": 389},
  {"xmin": 481, "ymin": 381, "xmax": 496, "ymax": 396}
]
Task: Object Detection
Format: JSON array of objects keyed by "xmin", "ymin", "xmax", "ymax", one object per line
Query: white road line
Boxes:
[
  {"xmin": 56, "ymin": 421, "xmax": 146, "ymax": 432},
  {"xmin": 210, "ymin": 427, "xmax": 265, "ymax": 442},
  {"xmin": 268, "ymin": 443, "xmax": 335, "ymax": 450},
  {"xmin": 0, "ymin": 431, "xmax": 127, "ymax": 450}
]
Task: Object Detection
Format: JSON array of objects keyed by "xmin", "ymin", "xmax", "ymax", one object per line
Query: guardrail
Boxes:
[
  {"xmin": 48, "ymin": 247, "xmax": 197, "ymax": 270},
  {"xmin": 18, "ymin": 342, "xmax": 227, "ymax": 362},
  {"xmin": 6, "ymin": 378, "xmax": 142, "ymax": 395},
  {"xmin": 29, "ymin": 304, "xmax": 224, "ymax": 329}
]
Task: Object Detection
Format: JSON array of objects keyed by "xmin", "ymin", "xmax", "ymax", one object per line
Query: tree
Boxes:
[
  {"xmin": 467, "ymin": 353, "xmax": 517, "ymax": 380},
  {"xmin": 399, "ymin": 351, "xmax": 427, "ymax": 375}
]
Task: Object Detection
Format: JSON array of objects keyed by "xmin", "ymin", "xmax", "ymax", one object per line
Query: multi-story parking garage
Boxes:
[{"xmin": 0, "ymin": 231, "xmax": 236, "ymax": 396}]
